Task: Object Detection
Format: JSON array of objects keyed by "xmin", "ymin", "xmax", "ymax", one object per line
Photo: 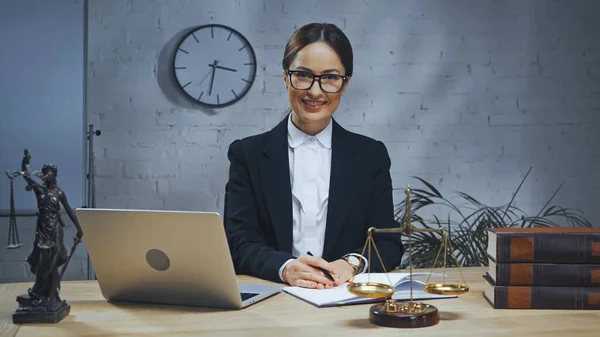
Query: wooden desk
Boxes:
[{"xmin": 1, "ymin": 267, "xmax": 599, "ymax": 336}]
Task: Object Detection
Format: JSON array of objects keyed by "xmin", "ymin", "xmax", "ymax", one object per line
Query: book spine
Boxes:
[
  {"xmin": 494, "ymin": 263, "xmax": 600, "ymax": 286},
  {"xmin": 495, "ymin": 233, "xmax": 600, "ymax": 263},
  {"xmin": 491, "ymin": 285, "xmax": 600, "ymax": 310}
]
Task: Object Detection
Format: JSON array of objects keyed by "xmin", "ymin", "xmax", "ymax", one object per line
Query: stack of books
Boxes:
[{"xmin": 483, "ymin": 227, "xmax": 600, "ymax": 310}]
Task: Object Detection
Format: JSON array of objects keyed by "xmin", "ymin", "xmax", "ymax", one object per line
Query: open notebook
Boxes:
[{"xmin": 282, "ymin": 273, "xmax": 456, "ymax": 308}]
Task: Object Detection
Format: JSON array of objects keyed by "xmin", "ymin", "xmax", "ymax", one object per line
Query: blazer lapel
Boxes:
[
  {"xmin": 323, "ymin": 120, "xmax": 359, "ymax": 259},
  {"xmin": 258, "ymin": 117, "xmax": 293, "ymax": 253}
]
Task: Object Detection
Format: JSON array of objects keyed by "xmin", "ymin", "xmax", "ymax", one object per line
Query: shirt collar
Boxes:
[{"xmin": 287, "ymin": 113, "xmax": 332, "ymax": 150}]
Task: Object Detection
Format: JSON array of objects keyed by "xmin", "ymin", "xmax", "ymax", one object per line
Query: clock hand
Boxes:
[
  {"xmin": 209, "ymin": 64, "xmax": 238, "ymax": 72},
  {"xmin": 198, "ymin": 68, "xmax": 213, "ymax": 87},
  {"xmin": 209, "ymin": 60, "xmax": 217, "ymax": 96},
  {"xmin": 199, "ymin": 60, "xmax": 219, "ymax": 86}
]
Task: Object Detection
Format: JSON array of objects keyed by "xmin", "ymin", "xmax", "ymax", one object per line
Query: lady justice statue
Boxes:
[{"xmin": 9, "ymin": 149, "xmax": 84, "ymax": 324}]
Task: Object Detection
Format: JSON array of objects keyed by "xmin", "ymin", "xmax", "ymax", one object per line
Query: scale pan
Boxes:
[
  {"xmin": 347, "ymin": 282, "xmax": 394, "ymax": 299},
  {"xmin": 422, "ymin": 283, "xmax": 469, "ymax": 295}
]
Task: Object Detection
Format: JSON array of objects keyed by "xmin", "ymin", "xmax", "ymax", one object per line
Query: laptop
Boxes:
[{"xmin": 75, "ymin": 208, "xmax": 282, "ymax": 309}]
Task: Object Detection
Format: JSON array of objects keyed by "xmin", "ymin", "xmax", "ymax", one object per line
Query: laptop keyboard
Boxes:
[{"xmin": 240, "ymin": 292, "xmax": 259, "ymax": 301}]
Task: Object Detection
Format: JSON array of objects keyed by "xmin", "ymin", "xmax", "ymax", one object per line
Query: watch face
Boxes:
[
  {"xmin": 173, "ymin": 24, "xmax": 257, "ymax": 108},
  {"xmin": 348, "ymin": 256, "xmax": 360, "ymax": 266}
]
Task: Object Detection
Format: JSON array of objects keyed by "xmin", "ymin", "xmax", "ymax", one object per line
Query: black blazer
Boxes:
[{"xmin": 224, "ymin": 116, "xmax": 404, "ymax": 283}]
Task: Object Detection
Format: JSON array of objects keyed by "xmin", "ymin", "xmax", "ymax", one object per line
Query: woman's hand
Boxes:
[
  {"xmin": 330, "ymin": 259, "xmax": 356, "ymax": 286},
  {"xmin": 282, "ymin": 254, "xmax": 338, "ymax": 289}
]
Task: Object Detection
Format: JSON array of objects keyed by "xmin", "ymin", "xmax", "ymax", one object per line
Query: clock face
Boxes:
[{"xmin": 173, "ymin": 24, "xmax": 257, "ymax": 108}]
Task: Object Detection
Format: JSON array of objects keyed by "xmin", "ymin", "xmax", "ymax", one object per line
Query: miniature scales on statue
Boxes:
[
  {"xmin": 5, "ymin": 149, "xmax": 84, "ymax": 324},
  {"xmin": 4, "ymin": 171, "xmax": 23, "ymax": 249}
]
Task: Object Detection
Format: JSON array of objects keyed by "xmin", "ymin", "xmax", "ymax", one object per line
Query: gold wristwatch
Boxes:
[{"xmin": 343, "ymin": 255, "xmax": 363, "ymax": 275}]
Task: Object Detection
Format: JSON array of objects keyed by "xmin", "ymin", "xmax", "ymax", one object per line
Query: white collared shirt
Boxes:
[{"xmin": 278, "ymin": 114, "xmax": 367, "ymax": 281}]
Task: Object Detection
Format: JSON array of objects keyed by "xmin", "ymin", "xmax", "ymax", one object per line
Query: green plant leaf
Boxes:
[
  {"xmin": 412, "ymin": 176, "xmax": 443, "ymax": 198},
  {"xmin": 393, "ymin": 174, "xmax": 593, "ymax": 268}
]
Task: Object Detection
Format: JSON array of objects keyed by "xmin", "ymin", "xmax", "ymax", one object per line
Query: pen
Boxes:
[{"xmin": 306, "ymin": 251, "xmax": 336, "ymax": 283}]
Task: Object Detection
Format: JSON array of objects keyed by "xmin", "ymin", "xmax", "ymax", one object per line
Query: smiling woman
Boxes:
[
  {"xmin": 281, "ymin": 24, "xmax": 353, "ymax": 135},
  {"xmin": 224, "ymin": 23, "xmax": 405, "ymax": 289}
]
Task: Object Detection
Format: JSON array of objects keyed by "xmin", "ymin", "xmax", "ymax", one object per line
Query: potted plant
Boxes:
[{"xmin": 393, "ymin": 166, "xmax": 593, "ymax": 269}]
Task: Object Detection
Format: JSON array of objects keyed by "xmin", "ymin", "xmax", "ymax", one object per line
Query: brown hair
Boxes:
[{"xmin": 282, "ymin": 23, "xmax": 353, "ymax": 76}]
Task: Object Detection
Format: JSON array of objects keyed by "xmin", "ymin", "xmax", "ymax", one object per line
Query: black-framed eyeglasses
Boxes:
[{"xmin": 286, "ymin": 69, "xmax": 348, "ymax": 93}]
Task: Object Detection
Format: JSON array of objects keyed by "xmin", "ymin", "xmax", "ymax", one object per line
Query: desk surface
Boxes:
[{"xmin": 1, "ymin": 266, "xmax": 599, "ymax": 336}]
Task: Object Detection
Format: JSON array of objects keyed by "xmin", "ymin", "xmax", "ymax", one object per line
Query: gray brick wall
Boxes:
[
  {"xmin": 1, "ymin": 0, "xmax": 598, "ymax": 284},
  {"xmin": 87, "ymin": 0, "xmax": 600, "ymax": 228}
]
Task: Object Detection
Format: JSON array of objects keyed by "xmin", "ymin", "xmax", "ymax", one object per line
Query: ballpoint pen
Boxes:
[{"xmin": 306, "ymin": 251, "xmax": 336, "ymax": 283}]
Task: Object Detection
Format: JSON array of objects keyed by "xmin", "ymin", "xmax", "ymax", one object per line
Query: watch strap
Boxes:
[{"xmin": 343, "ymin": 255, "xmax": 362, "ymax": 275}]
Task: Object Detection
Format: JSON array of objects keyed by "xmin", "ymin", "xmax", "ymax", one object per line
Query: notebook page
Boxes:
[
  {"xmin": 282, "ymin": 273, "xmax": 413, "ymax": 307},
  {"xmin": 337, "ymin": 279, "xmax": 456, "ymax": 306}
]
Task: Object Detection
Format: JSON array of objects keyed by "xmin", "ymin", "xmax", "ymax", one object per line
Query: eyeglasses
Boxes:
[{"xmin": 286, "ymin": 69, "xmax": 347, "ymax": 93}]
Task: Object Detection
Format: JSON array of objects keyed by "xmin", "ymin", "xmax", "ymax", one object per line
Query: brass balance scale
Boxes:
[{"xmin": 347, "ymin": 185, "xmax": 469, "ymax": 328}]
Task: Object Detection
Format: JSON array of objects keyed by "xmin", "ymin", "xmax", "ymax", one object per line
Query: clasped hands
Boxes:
[{"xmin": 282, "ymin": 254, "xmax": 355, "ymax": 289}]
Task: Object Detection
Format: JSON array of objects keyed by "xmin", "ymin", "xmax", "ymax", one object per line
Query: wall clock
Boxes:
[{"xmin": 173, "ymin": 24, "xmax": 257, "ymax": 108}]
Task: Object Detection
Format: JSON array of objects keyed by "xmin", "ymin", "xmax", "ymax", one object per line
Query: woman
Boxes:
[{"xmin": 225, "ymin": 23, "xmax": 404, "ymax": 289}]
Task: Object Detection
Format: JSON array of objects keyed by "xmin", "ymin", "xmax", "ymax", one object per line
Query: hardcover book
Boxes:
[
  {"xmin": 487, "ymin": 258, "xmax": 600, "ymax": 287},
  {"xmin": 483, "ymin": 273, "xmax": 600, "ymax": 310},
  {"xmin": 487, "ymin": 228, "xmax": 600, "ymax": 264}
]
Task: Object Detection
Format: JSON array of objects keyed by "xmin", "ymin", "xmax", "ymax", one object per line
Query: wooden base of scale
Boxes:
[{"xmin": 369, "ymin": 300, "xmax": 439, "ymax": 328}]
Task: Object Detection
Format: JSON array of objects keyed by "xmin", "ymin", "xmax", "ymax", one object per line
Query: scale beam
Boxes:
[{"xmin": 368, "ymin": 226, "xmax": 446, "ymax": 235}]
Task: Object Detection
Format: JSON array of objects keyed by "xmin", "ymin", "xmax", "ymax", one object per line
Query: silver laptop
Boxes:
[{"xmin": 75, "ymin": 208, "xmax": 281, "ymax": 309}]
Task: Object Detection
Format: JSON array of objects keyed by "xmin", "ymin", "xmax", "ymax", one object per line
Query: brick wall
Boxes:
[
  {"xmin": 2, "ymin": 0, "xmax": 598, "ymax": 284},
  {"xmin": 88, "ymin": 0, "xmax": 599, "ymax": 232}
]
